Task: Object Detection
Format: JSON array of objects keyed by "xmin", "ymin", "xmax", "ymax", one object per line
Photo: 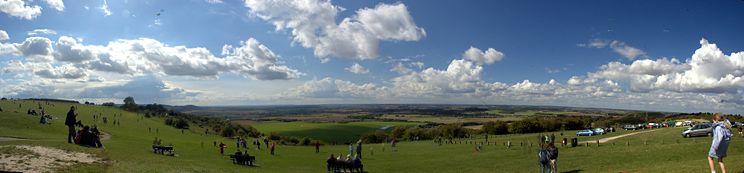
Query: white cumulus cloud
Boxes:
[
  {"xmin": 462, "ymin": 47, "xmax": 504, "ymax": 65},
  {"xmin": 244, "ymin": 0, "xmax": 425, "ymax": 60},
  {"xmin": 44, "ymin": 0, "xmax": 64, "ymax": 11},
  {"xmin": 0, "ymin": 0, "xmax": 42, "ymax": 20},
  {"xmin": 345, "ymin": 63, "xmax": 369, "ymax": 74}
]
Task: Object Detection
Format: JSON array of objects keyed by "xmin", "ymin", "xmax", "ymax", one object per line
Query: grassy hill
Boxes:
[{"xmin": 1, "ymin": 100, "xmax": 744, "ymax": 172}]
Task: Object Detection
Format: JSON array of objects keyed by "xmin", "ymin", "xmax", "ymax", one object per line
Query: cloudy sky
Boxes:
[{"xmin": 1, "ymin": 0, "xmax": 744, "ymax": 113}]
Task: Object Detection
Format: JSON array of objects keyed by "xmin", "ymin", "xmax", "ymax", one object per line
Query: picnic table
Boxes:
[
  {"xmin": 152, "ymin": 145, "xmax": 175, "ymax": 156},
  {"xmin": 229, "ymin": 154, "xmax": 256, "ymax": 166}
]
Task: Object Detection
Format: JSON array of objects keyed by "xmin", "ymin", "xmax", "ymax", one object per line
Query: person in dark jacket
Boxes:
[
  {"xmin": 65, "ymin": 106, "xmax": 77, "ymax": 143},
  {"xmin": 356, "ymin": 141, "xmax": 362, "ymax": 159},
  {"xmin": 547, "ymin": 143, "xmax": 558, "ymax": 173},
  {"xmin": 326, "ymin": 154, "xmax": 336, "ymax": 172}
]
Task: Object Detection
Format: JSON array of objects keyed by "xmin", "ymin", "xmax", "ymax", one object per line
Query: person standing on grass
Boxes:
[
  {"xmin": 219, "ymin": 142, "xmax": 226, "ymax": 155},
  {"xmin": 356, "ymin": 140, "xmax": 362, "ymax": 159},
  {"xmin": 737, "ymin": 126, "xmax": 742, "ymax": 137},
  {"xmin": 547, "ymin": 143, "xmax": 558, "ymax": 173},
  {"xmin": 708, "ymin": 113, "xmax": 732, "ymax": 173},
  {"xmin": 65, "ymin": 106, "xmax": 77, "ymax": 143},
  {"xmin": 270, "ymin": 142, "xmax": 276, "ymax": 155},
  {"xmin": 315, "ymin": 141, "xmax": 320, "ymax": 153},
  {"xmin": 348, "ymin": 143, "xmax": 353, "ymax": 156},
  {"xmin": 538, "ymin": 143, "xmax": 551, "ymax": 173}
]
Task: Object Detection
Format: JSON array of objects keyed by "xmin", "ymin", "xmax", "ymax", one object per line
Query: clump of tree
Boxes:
[
  {"xmin": 121, "ymin": 96, "xmax": 138, "ymax": 112},
  {"xmin": 361, "ymin": 131, "xmax": 389, "ymax": 143},
  {"xmin": 481, "ymin": 121, "xmax": 509, "ymax": 135},
  {"xmin": 101, "ymin": 102, "xmax": 115, "ymax": 107},
  {"xmin": 218, "ymin": 123, "xmax": 261, "ymax": 138},
  {"xmin": 165, "ymin": 117, "xmax": 189, "ymax": 129}
]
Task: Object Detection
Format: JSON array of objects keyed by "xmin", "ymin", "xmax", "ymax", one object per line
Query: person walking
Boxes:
[
  {"xmin": 64, "ymin": 106, "xmax": 77, "ymax": 143},
  {"xmin": 708, "ymin": 113, "xmax": 732, "ymax": 173}
]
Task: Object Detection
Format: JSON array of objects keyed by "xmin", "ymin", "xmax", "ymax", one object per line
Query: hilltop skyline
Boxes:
[{"xmin": 1, "ymin": 0, "xmax": 744, "ymax": 113}]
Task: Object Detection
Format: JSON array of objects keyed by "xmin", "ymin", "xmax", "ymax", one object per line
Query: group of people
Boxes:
[
  {"xmin": 326, "ymin": 154, "xmax": 363, "ymax": 173},
  {"xmin": 537, "ymin": 134, "xmax": 559, "ymax": 173},
  {"xmin": 27, "ymin": 107, "xmax": 54, "ymax": 125},
  {"xmin": 65, "ymin": 106, "xmax": 104, "ymax": 148}
]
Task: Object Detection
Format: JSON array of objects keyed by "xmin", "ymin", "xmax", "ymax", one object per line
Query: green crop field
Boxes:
[
  {"xmin": 1, "ymin": 100, "xmax": 744, "ymax": 173},
  {"xmin": 251, "ymin": 121, "xmax": 421, "ymax": 144}
]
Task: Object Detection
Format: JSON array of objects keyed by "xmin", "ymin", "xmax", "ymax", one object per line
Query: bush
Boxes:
[
  {"xmin": 482, "ymin": 121, "xmax": 509, "ymax": 135},
  {"xmin": 164, "ymin": 117, "xmax": 190, "ymax": 129},
  {"xmin": 268, "ymin": 132, "xmax": 281, "ymax": 141},
  {"xmin": 361, "ymin": 131, "xmax": 388, "ymax": 143},
  {"xmin": 101, "ymin": 102, "xmax": 115, "ymax": 107},
  {"xmin": 301, "ymin": 137, "xmax": 312, "ymax": 146},
  {"xmin": 390, "ymin": 126, "xmax": 408, "ymax": 140},
  {"xmin": 403, "ymin": 127, "xmax": 431, "ymax": 140},
  {"xmin": 435, "ymin": 123, "xmax": 469, "ymax": 138},
  {"xmin": 508, "ymin": 120, "xmax": 540, "ymax": 134}
]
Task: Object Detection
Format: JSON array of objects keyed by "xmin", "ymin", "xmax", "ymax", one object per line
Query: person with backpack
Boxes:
[
  {"xmin": 547, "ymin": 143, "xmax": 558, "ymax": 173},
  {"xmin": 64, "ymin": 106, "xmax": 77, "ymax": 143},
  {"xmin": 708, "ymin": 113, "xmax": 732, "ymax": 173},
  {"xmin": 538, "ymin": 143, "xmax": 551, "ymax": 173}
]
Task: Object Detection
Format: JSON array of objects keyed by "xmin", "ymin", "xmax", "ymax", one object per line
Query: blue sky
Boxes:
[{"xmin": 1, "ymin": 0, "xmax": 744, "ymax": 113}]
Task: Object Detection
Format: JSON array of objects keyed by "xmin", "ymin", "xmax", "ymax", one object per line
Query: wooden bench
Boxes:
[
  {"xmin": 229, "ymin": 154, "xmax": 256, "ymax": 166},
  {"xmin": 152, "ymin": 145, "xmax": 175, "ymax": 156}
]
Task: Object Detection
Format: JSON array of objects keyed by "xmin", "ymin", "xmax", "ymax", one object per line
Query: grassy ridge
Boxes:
[{"xmin": 2, "ymin": 100, "xmax": 744, "ymax": 172}]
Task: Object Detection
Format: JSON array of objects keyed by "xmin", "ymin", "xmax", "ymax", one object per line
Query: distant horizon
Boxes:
[{"xmin": 7, "ymin": 97, "xmax": 698, "ymax": 115}]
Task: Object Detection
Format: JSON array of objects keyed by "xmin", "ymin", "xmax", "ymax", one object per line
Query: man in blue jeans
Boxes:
[{"xmin": 65, "ymin": 106, "xmax": 77, "ymax": 143}]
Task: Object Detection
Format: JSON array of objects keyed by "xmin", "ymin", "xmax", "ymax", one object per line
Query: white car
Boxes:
[{"xmin": 593, "ymin": 128, "xmax": 605, "ymax": 135}]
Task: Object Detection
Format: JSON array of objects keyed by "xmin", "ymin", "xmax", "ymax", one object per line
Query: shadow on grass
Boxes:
[{"xmin": 561, "ymin": 169, "xmax": 582, "ymax": 173}]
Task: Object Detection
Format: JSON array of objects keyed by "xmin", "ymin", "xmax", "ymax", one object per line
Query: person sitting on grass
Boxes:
[
  {"xmin": 90, "ymin": 126, "xmax": 103, "ymax": 148},
  {"xmin": 39, "ymin": 114, "xmax": 50, "ymax": 125}
]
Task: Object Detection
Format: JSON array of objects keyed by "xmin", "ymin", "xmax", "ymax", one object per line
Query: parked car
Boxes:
[
  {"xmin": 623, "ymin": 124, "xmax": 639, "ymax": 130},
  {"xmin": 682, "ymin": 123, "xmax": 713, "ymax": 138},
  {"xmin": 576, "ymin": 130, "xmax": 594, "ymax": 136},
  {"xmin": 593, "ymin": 128, "xmax": 605, "ymax": 135}
]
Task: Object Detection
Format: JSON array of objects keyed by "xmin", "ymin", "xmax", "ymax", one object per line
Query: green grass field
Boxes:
[
  {"xmin": 251, "ymin": 121, "xmax": 421, "ymax": 144},
  {"xmin": 2, "ymin": 100, "xmax": 744, "ymax": 172}
]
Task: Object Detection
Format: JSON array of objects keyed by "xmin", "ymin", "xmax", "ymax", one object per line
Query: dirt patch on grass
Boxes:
[{"xmin": 0, "ymin": 145, "xmax": 102, "ymax": 173}]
